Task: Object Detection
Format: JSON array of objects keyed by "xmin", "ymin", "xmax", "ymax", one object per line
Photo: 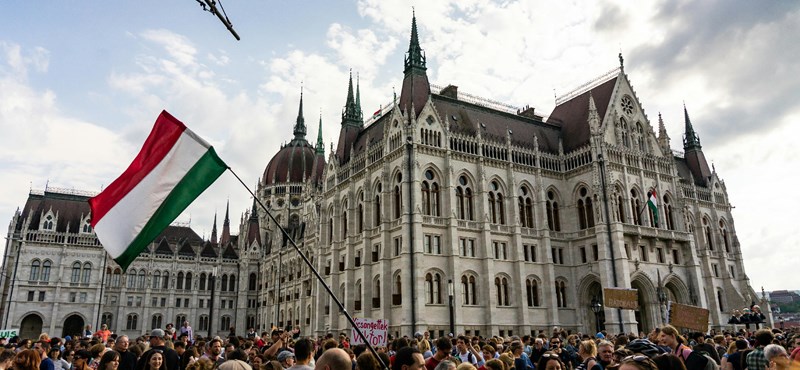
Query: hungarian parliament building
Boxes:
[{"xmin": 0, "ymin": 15, "xmax": 764, "ymax": 340}]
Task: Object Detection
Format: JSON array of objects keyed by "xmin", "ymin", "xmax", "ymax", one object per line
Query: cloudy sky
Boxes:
[{"xmin": 1, "ymin": 1, "xmax": 797, "ymax": 291}]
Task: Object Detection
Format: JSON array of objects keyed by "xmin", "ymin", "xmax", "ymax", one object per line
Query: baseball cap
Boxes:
[
  {"xmin": 151, "ymin": 329, "xmax": 165, "ymax": 338},
  {"xmin": 277, "ymin": 351, "xmax": 295, "ymax": 362},
  {"xmin": 414, "ymin": 332, "xmax": 423, "ymax": 338}
]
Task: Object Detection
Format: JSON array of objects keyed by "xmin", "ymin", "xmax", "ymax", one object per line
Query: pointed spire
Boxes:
[
  {"xmin": 619, "ymin": 52, "xmax": 624, "ymax": 71},
  {"xmin": 316, "ymin": 112, "xmax": 325, "ymax": 155},
  {"xmin": 293, "ymin": 85, "xmax": 307, "ymax": 139},
  {"xmin": 341, "ymin": 70, "xmax": 363, "ymax": 126},
  {"xmin": 210, "ymin": 212, "xmax": 218, "ymax": 244},
  {"xmin": 658, "ymin": 112, "xmax": 671, "ymax": 153},
  {"xmin": 683, "ymin": 103, "xmax": 701, "ymax": 150},
  {"xmin": 249, "ymin": 197, "xmax": 259, "ymax": 222},
  {"xmin": 221, "ymin": 200, "xmax": 231, "ymax": 245},
  {"xmin": 587, "ymin": 92, "xmax": 600, "ymax": 134},
  {"xmin": 404, "ymin": 9, "xmax": 427, "ymax": 75},
  {"xmin": 356, "ymin": 73, "xmax": 363, "ymax": 124}
]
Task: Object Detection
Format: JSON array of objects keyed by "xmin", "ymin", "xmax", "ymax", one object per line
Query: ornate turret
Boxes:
[
  {"xmin": 246, "ymin": 197, "xmax": 261, "ymax": 246},
  {"xmin": 682, "ymin": 104, "xmax": 711, "ymax": 186},
  {"xmin": 316, "ymin": 114, "xmax": 325, "ymax": 155},
  {"xmin": 658, "ymin": 112, "xmax": 671, "ymax": 154},
  {"xmin": 341, "ymin": 71, "xmax": 363, "ymax": 127},
  {"xmin": 399, "ymin": 11, "xmax": 431, "ymax": 119},
  {"xmin": 587, "ymin": 92, "xmax": 601, "ymax": 135}
]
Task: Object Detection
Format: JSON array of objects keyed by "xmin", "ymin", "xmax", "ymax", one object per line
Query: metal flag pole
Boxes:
[{"xmin": 227, "ymin": 168, "xmax": 389, "ymax": 370}]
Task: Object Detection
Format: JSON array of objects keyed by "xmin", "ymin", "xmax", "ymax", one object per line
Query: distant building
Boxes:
[{"xmin": 770, "ymin": 290, "xmax": 800, "ymax": 304}]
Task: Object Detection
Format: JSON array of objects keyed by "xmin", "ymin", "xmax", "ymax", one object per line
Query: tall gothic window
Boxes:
[
  {"xmin": 704, "ymin": 218, "xmax": 714, "ymax": 251},
  {"xmin": 342, "ymin": 199, "xmax": 348, "ymax": 238},
  {"xmin": 555, "ymin": 281, "xmax": 568, "ymax": 308},
  {"xmin": 630, "ymin": 189, "xmax": 643, "ymax": 225},
  {"xmin": 461, "ymin": 274, "xmax": 477, "ymax": 305},
  {"xmin": 357, "ymin": 192, "xmax": 364, "ymax": 233},
  {"xmin": 456, "ymin": 175, "xmax": 474, "ymax": 220},
  {"xmin": 577, "ymin": 186, "xmax": 594, "ymax": 229},
  {"xmin": 374, "ymin": 182, "xmax": 382, "ymax": 226},
  {"xmin": 29, "ymin": 260, "xmax": 40, "ymax": 281},
  {"xmin": 616, "ymin": 187, "xmax": 626, "ymax": 223},
  {"xmin": 526, "ymin": 278, "xmax": 540, "ymax": 307},
  {"xmin": 488, "ymin": 181, "xmax": 505, "ymax": 224},
  {"xmin": 720, "ymin": 220, "xmax": 730, "ymax": 253},
  {"xmin": 664, "ymin": 195, "xmax": 675, "ymax": 230},
  {"xmin": 393, "ymin": 174, "xmax": 402, "ymax": 219},
  {"xmin": 519, "ymin": 186, "xmax": 534, "ymax": 228},
  {"xmin": 495, "ymin": 276, "xmax": 510, "ymax": 306},
  {"xmin": 425, "ymin": 272, "xmax": 442, "ymax": 304},
  {"xmin": 546, "ymin": 190, "xmax": 561, "ymax": 231},
  {"xmin": 421, "ymin": 170, "xmax": 440, "ymax": 216}
]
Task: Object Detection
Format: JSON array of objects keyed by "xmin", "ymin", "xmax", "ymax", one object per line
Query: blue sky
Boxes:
[{"xmin": 2, "ymin": 1, "xmax": 798, "ymax": 292}]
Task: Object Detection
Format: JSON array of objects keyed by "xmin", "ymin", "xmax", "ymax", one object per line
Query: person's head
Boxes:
[
  {"xmin": 433, "ymin": 361, "xmax": 456, "ymax": 370},
  {"xmin": 549, "ymin": 337, "xmax": 561, "ymax": 349},
  {"xmin": 150, "ymin": 330, "xmax": 166, "ymax": 346},
  {"xmin": 597, "ymin": 340, "xmax": 614, "ymax": 364},
  {"xmin": 114, "ymin": 336, "xmax": 130, "ymax": 352},
  {"xmin": 455, "ymin": 336, "xmax": 468, "ymax": 353},
  {"xmin": 145, "ymin": 351, "xmax": 165, "ymax": 370},
  {"xmin": 207, "ymin": 339, "xmax": 222, "ymax": 357},
  {"xmin": 173, "ymin": 341, "xmax": 186, "ymax": 355},
  {"xmin": 251, "ymin": 355, "xmax": 264, "ymax": 368},
  {"xmin": 481, "ymin": 345, "xmax": 495, "ymax": 361},
  {"xmin": 315, "ymin": 348, "xmax": 352, "ymax": 370},
  {"xmin": 0, "ymin": 349, "xmax": 16, "ymax": 368},
  {"xmin": 435, "ymin": 337, "xmax": 452, "ymax": 357},
  {"xmin": 754, "ymin": 329, "xmax": 774, "ymax": 347},
  {"xmin": 651, "ymin": 354, "xmax": 686, "ymax": 370},
  {"xmin": 293, "ymin": 338, "xmax": 315, "ymax": 363},
  {"xmin": 657, "ymin": 325, "xmax": 683, "ymax": 349},
  {"xmin": 484, "ymin": 359, "xmax": 505, "ymax": 370},
  {"xmin": 89, "ymin": 344, "xmax": 107, "ymax": 361},
  {"xmin": 13, "ymin": 349, "xmax": 41, "ymax": 370},
  {"xmin": 456, "ymin": 363, "xmax": 475, "ymax": 370},
  {"xmin": 72, "ymin": 350, "xmax": 92, "ymax": 369},
  {"xmin": 534, "ymin": 338, "xmax": 543, "ymax": 349},
  {"xmin": 183, "ymin": 321, "xmax": 189, "ymax": 327},
  {"xmin": 277, "ymin": 351, "xmax": 295, "ymax": 368},
  {"xmin": 509, "ymin": 342, "xmax": 523, "ymax": 357},
  {"xmin": 356, "ymin": 352, "xmax": 381, "ymax": 370},
  {"xmin": 535, "ymin": 353, "xmax": 565, "ymax": 370},
  {"xmin": 618, "ymin": 355, "xmax": 658, "ymax": 370},
  {"xmin": 578, "ymin": 340, "xmax": 596, "ymax": 358},
  {"xmin": 98, "ymin": 350, "xmax": 120, "ymax": 370},
  {"xmin": 32, "ymin": 341, "xmax": 50, "ymax": 358},
  {"xmin": 764, "ymin": 344, "xmax": 789, "ymax": 368},
  {"xmin": 187, "ymin": 358, "xmax": 214, "ymax": 370},
  {"xmin": 391, "ymin": 347, "xmax": 423, "ymax": 370}
]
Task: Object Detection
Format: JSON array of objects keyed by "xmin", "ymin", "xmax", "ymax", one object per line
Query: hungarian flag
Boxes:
[
  {"xmin": 373, "ymin": 107, "xmax": 381, "ymax": 118},
  {"xmin": 89, "ymin": 111, "xmax": 227, "ymax": 271},
  {"xmin": 647, "ymin": 190, "xmax": 659, "ymax": 226}
]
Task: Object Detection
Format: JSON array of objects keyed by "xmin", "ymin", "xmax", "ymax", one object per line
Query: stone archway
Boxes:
[
  {"xmin": 577, "ymin": 274, "xmax": 605, "ymax": 334},
  {"xmin": 587, "ymin": 281, "xmax": 605, "ymax": 333},
  {"xmin": 631, "ymin": 277, "xmax": 656, "ymax": 334},
  {"xmin": 20, "ymin": 314, "xmax": 43, "ymax": 340},
  {"xmin": 62, "ymin": 314, "xmax": 85, "ymax": 339}
]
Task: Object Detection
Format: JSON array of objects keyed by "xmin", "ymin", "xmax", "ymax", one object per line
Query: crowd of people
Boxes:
[{"xmin": 0, "ymin": 321, "xmax": 798, "ymax": 370}]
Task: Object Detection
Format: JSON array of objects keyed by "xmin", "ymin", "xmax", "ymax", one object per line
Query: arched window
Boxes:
[
  {"xmin": 425, "ymin": 272, "xmax": 442, "ymax": 305},
  {"xmin": 456, "ymin": 175, "xmax": 474, "ymax": 220},
  {"xmin": 518, "ymin": 186, "xmax": 534, "ymax": 228},
  {"xmin": 136, "ymin": 270, "xmax": 145, "ymax": 289},
  {"xmin": 229, "ymin": 274, "xmax": 236, "ymax": 291},
  {"xmin": 220, "ymin": 316, "xmax": 231, "ymax": 331},
  {"xmin": 374, "ymin": 182, "xmax": 382, "ymax": 226},
  {"xmin": 72, "ymin": 262, "xmax": 82, "ymax": 284},
  {"xmin": 112, "ymin": 268, "xmax": 121, "ymax": 287},
  {"xmin": 221, "ymin": 274, "xmax": 228, "ymax": 291},
  {"xmin": 42, "ymin": 214, "xmax": 54, "ymax": 231},
  {"xmin": 373, "ymin": 276, "xmax": 381, "ymax": 309},
  {"xmin": 461, "ymin": 274, "xmax": 477, "ymax": 305},
  {"xmin": 546, "ymin": 190, "xmax": 561, "ymax": 231},
  {"xmin": 664, "ymin": 195, "xmax": 675, "ymax": 230},
  {"xmin": 153, "ymin": 271, "xmax": 161, "ymax": 289},
  {"xmin": 422, "ymin": 170, "xmax": 440, "ymax": 217},
  {"xmin": 151, "ymin": 314, "xmax": 163, "ymax": 330},
  {"xmin": 495, "ymin": 276, "xmax": 509, "ymax": 306},
  {"xmin": 393, "ymin": 273, "xmax": 402, "ymax": 305},
  {"xmin": 577, "ymin": 186, "xmax": 594, "ymax": 229},
  {"xmin": 358, "ymin": 192, "xmax": 364, "ymax": 233},
  {"xmin": 29, "ymin": 260, "xmax": 41, "ymax": 281},
  {"xmin": 342, "ymin": 199, "xmax": 348, "ymax": 238},
  {"xmin": 176, "ymin": 272, "xmax": 184, "ymax": 290},
  {"xmin": 101, "ymin": 313, "xmax": 113, "ymax": 329},
  {"xmin": 488, "ymin": 181, "xmax": 505, "ymax": 224},
  {"xmin": 163, "ymin": 271, "xmax": 170, "ymax": 289},
  {"xmin": 198, "ymin": 315, "xmax": 209, "ymax": 331},
  {"xmin": 126, "ymin": 314, "xmax": 138, "ymax": 330},
  {"xmin": 620, "ymin": 118, "xmax": 630, "ymax": 148},
  {"xmin": 355, "ymin": 280, "xmax": 362, "ymax": 310},
  {"xmin": 199, "ymin": 273, "xmax": 206, "ymax": 290},
  {"xmin": 526, "ymin": 278, "xmax": 540, "ymax": 307},
  {"xmin": 615, "ymin": 187, "xmax": 626, "ymax": 223},
  {"xmin": 41, "ymin": 260, "xmax": 51, "ymax": 282},
  {"xmin": 720, "ymin": 220, "xmax": 730, "ymax": 253},
  {"xmin": 630, "ymin": 189, "xmax": 643, "ymax": 225},
  {"xmin": 704, "ymin": 218, "xmax": 714, "ymax": 251},
  {"xmin": 328, "ymin": 217, "xmax": 334, "ymax": 243},
  {"xmin": 394, "ymin": 173, "xmax": 402, "ymax": 219},
  {"xmin": 636, "ymin": 122, "xmax": 645, "ymax": 151},
  {"xmin": 555, "ymin": 281, "xmax": 568, "ymax": 308},
  {"xmin": 249, "ymin": 273, "xmax": 257, "ymax": 291}
]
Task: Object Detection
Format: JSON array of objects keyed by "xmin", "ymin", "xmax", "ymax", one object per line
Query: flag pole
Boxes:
[
  {"xmin": 227, "ymin": 168, "xmax": 389, "ymax": 370},
  {"xmin": 636, "ymin": 186, "xmax": 658, "ymax": 227}
]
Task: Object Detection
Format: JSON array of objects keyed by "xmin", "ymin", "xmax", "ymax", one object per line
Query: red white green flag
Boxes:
[
  {"xmin": 647, "ymin": 190, "xmax": 659, "ymax": 226},
  {"xmin": 89, "ymin": 111, "xmax": 227, "ymax": 271}
]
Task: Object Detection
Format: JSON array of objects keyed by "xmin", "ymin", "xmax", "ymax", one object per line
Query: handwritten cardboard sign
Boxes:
[
  {"xmin": 669, "ymin": 302, "xmax": 710, "ymax": 332},
  {"xmin": 0, "ymin": 329, "xmax": 17, "ymax": 338},
  {"xmin": 351, "ymin": 318, "xmax": 388, "ymax": 347},
  {"xmin": 604, "ymin": 288, "xmax": 639, "ymax": 310}
]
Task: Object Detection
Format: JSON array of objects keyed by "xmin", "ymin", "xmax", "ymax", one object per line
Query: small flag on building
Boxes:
[
  {"xmin": 647, "ymin": 190, "xmax": 659, "ymax": 226},
  {"xmin": 89, "ymin": 111, "xmax": 227, "ymax": 271},
  {"xmin": 373, "ymin": 105, "xmax": 382, "ymax": 118}
]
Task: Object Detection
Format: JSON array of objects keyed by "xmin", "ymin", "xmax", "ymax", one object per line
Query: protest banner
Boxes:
[
  {"xmin": 669, "ymin": 302, "xmax": 710, "ymax": 332},
  {"xmin": 351, "ymin": 318, "xmax": 388, "ymax": 347},
  {"xmin": 604, "ymin": 288, "xmax": 639, "ymax": 310},
  {"xmin": 0, "ymin": 329, "xmax": 17, "ymax": 338}
]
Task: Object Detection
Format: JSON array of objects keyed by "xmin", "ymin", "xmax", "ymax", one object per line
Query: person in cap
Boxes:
[
  {"xmin": 277, "ymin": 352, "xmax": 295, "ymax": 369},
  {"xmin": 136, "ymin": 330, "xmax": 180, "ymax": 370},
  {"xmin": 73, "ymin": 350, "xmax": 93, "ymax": 370}
]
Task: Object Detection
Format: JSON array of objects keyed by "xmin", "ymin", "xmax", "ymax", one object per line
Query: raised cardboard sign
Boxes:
[
  {"xmin": 0, "ymin": 329, "xmax": 17, "ymax": 338},
  {"xmin": 351, "ymin": 318, "xmax": 388, "ymax": 347},
  {"xmin": 669, "ymin": 302, "xmax": 710, "ymax": 332},
  {"xmin": 604, "ymin": 288, "xmax": 639, "ymax": 310}
]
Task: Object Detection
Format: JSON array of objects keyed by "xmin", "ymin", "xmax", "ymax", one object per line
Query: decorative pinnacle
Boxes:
[
  {"xmin": 404, "ymin": 10, "xmax": 427, "ymax": 74},
  {"xmin": 293, "ymin": 85, "xmax": 306, "ymax": 139},
  {"xmin": 683, "ymin": 103, "xmax": 702, "ymax": 150},
  {"xmin": 316, "ymin": 112, "xmax": 325, "ymax": 155}
]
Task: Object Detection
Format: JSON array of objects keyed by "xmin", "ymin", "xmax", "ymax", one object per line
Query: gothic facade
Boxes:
[{"xmin": 1, "ymin": 15, "xmax": 763, "ymax": 340}]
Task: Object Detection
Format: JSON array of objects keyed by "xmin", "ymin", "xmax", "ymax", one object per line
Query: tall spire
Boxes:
[
  {"xmin": 342, "ymin": 70, "xmax": 363, "ymax": 126},
  {"xmin": 587, "ymin": 92, "xmax": 601, "ymax": 135},
  {"xmin": 356, "ymin": 73, "xmax": 363, "ymax": 122},
  {"xmin": 210, "ymin": 212, "xmax": 218, "ymax": 244},
  {"xmin": 249, "ymin": 197, "xmax": 259, "ymax": 222},
  {"xmin": 221, "ymin": 200, "xmax": 231, "ymax": 245},
  {"xmin": 658, "ymin": 112, "xmax": 671, "ymax": 153},
  {"xmin": 683, "ymin": 103, "xmax": 701, "ymax": 150},
  {"xmin": 404, "ymin": 9, "xmax": 427, "ymax": 75},
  {"xmin": 316, "ymin": 113, "xmax": 325, "ymax": 155},
  {"xmin": 293, "ymin": 85, "xmax": 307, "ymax": 139}
]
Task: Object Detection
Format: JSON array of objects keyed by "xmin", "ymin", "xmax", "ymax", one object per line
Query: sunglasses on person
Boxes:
[
  {"xmin": 541, "ymin": 353, "xmax": 559, "ymax": 359},
  {"xmin": 550, "ymin": 341, "xmax": 561, "ymax": 346}
]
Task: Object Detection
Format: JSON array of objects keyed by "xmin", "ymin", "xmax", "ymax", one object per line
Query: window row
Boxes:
[
  {"xmin": 29, "ymin": 260, "xmax": 91, "ymax": 283},
  {"xmin": 114, "ymin": 313, "xmax": 233, "ymax": 331},
  {"xmin": 106, "ymin": 269, "xmax": 237, "ymax": 291}
]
